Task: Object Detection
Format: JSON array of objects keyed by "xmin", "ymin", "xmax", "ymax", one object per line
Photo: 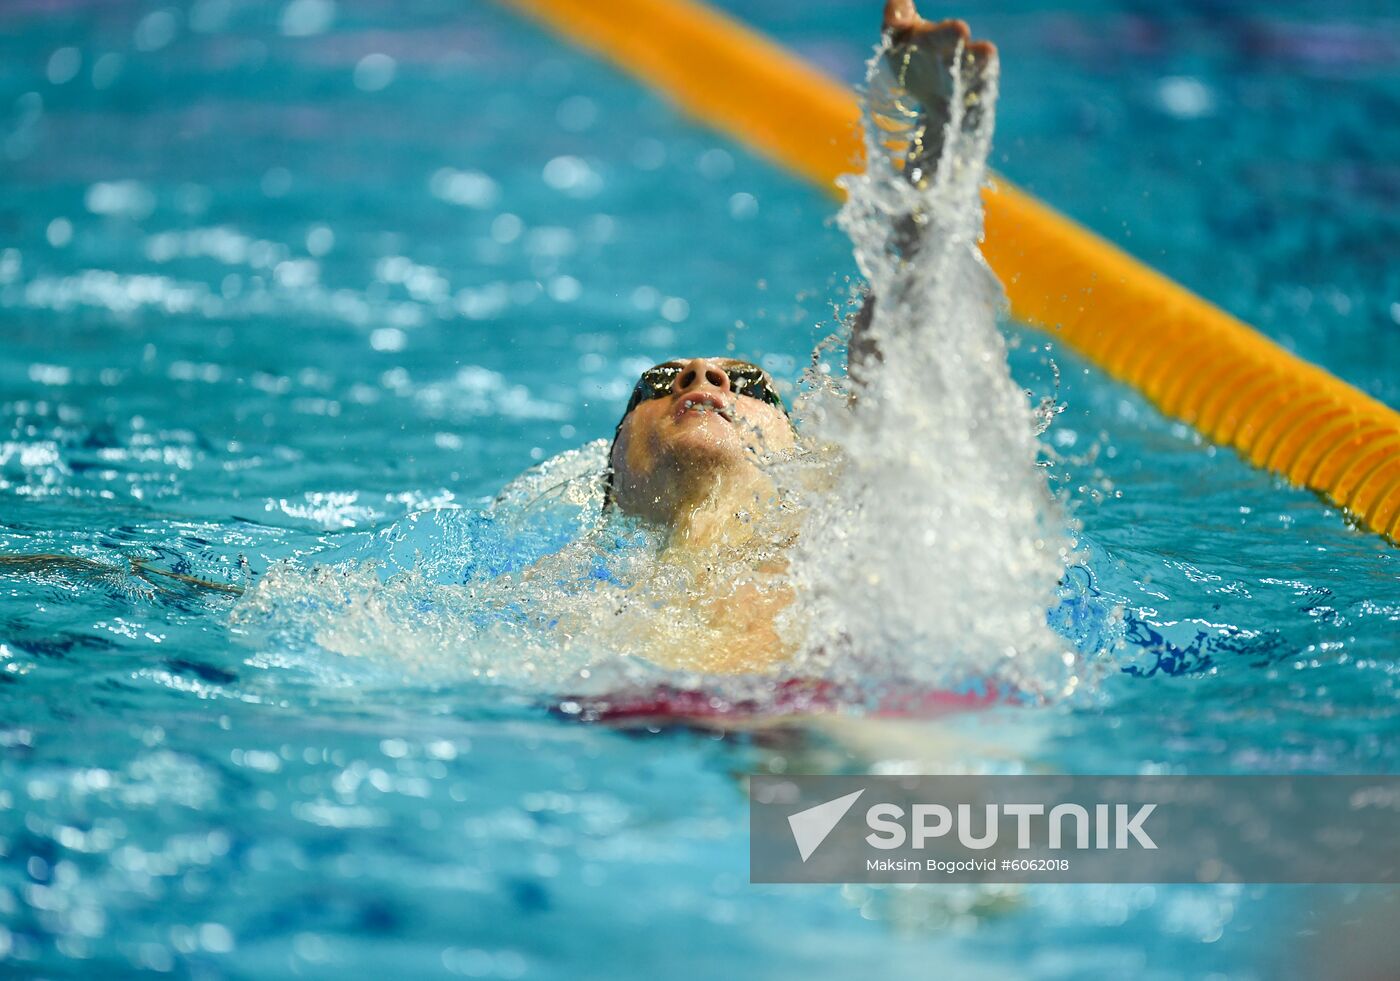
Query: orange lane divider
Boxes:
[{"xmin": 502, "ymin": 0, "xmax": 1400, "ymax": 543}]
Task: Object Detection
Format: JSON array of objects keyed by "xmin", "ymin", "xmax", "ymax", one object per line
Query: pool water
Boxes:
[{"xmin": 1, "ymin": 0, "xmax": 1397, "ymax": 977}]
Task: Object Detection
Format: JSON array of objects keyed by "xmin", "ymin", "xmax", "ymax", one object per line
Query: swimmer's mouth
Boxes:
[{"xmin": 674, "ymin": 392, "xmax": 735, "ymax": 422}]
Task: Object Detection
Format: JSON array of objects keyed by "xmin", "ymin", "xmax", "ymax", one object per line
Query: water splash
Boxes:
[
  {"xmin": 232, "ymin": 440, "xmax": 807, "ymax": 697},
  {"xmin": 779, "ymin": 28, "xmax": 1074, "ymax": 695}
]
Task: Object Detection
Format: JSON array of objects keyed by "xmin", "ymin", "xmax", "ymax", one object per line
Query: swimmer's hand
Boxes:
[
  {"xmin": 883, "ymin": 1, "xmax": 998, "ymax": 69},
  {"xmin": 879, "ymin": 1, "xmax": 998, "ymax": 186}
]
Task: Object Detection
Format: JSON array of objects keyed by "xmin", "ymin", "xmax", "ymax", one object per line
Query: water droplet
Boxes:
[
  {"xmin": 354, "ymin": 53, "xmax": 396, "ymax": 92},
  {"xmin": 134, "ymin": 9, "xmax": 179, "ymax": 52},
  {"xmin": 280, "ymin": 0, "xmax": 336, "ymax": 37},
  {"xmin": 46, "ymin": 47, "xmax": 82, "ymax": 85}
]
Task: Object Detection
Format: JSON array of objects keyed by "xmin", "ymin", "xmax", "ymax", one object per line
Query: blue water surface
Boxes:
[{"xmin": 1, "ymin": 0, "xmax": 1397, "ymax": 977}]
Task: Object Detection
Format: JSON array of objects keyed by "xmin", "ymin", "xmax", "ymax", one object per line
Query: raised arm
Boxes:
[{"xmin": 848, "ymin": 2, "xmax": 999, "ymax": 383}]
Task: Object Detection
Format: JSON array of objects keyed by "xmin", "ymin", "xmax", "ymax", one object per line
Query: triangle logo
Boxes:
[{"xmin": 787, "ymin": 789, "xmax": 864, "ymax": 862}]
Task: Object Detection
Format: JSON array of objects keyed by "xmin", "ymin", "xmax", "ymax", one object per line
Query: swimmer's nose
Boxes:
[{"xmin": 672, "ymin": 358, "xmax": 731, "ymax": 395}]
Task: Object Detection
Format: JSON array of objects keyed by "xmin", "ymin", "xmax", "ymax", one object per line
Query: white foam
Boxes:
[{"xmin": 778, "ymin": 33, "xmax": 1073, "ymax": 694}]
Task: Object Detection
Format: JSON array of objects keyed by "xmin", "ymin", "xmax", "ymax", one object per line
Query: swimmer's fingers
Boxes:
[
  {"xmin": 884, "ymin": 1, "xmax": 995, "ymax": 59},
  {"xmin": 884, "ymin": 14, "xmax": 998, "ymax": 106}
]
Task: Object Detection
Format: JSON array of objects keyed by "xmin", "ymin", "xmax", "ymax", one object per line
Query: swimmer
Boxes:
[
  {"xmin": 606, "ymin": 1, "xmax": 996, "ymax": 534},
  {"xmin": 590, "ymin": 356, "xmax": 802, "ymax": 674},
  {"xmin": 592, "ymin": 2, "xmax": 1000, "ymax": 674}
]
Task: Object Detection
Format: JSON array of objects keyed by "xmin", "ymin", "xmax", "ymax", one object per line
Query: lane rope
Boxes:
[{"xmin": 503, "ymin": 0, "xmax": 1400, "ymax": 542}]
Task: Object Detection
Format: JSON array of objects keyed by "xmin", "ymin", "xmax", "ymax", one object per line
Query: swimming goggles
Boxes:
[{"xmin": 621, "ymin": 360, "xmax": 786, "ymax": 417}]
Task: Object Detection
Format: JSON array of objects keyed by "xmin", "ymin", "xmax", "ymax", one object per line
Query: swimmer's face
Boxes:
[{"xmin": 609, "ymin": 357, "xmax": 795, "ymax": 520}]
